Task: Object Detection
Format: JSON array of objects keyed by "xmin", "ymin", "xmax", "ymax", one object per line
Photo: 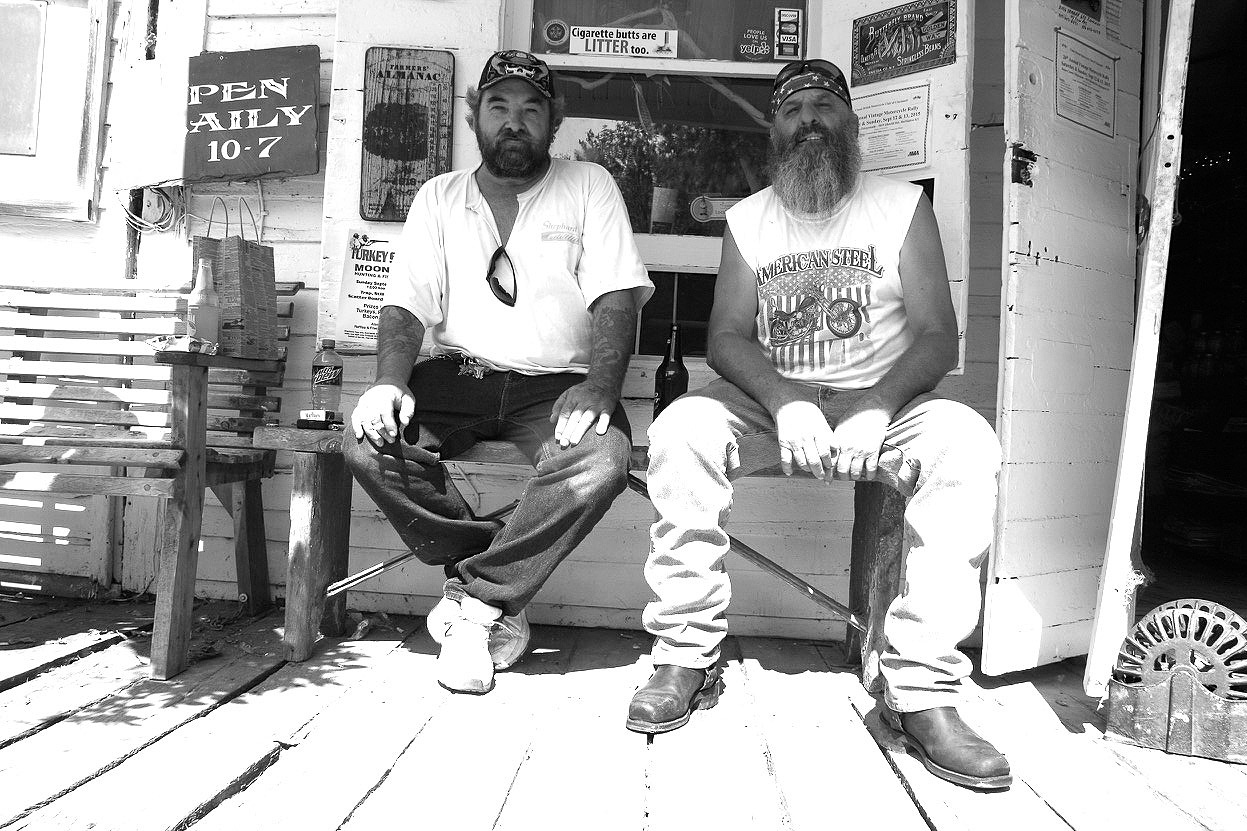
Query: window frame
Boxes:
[
  {"xmin": 0, "ymin": 0, "xmax": 112, "ymax": 222},
  {"xmin": 505, "ymin": 0, "xmax": 827, "ymax": 273}
]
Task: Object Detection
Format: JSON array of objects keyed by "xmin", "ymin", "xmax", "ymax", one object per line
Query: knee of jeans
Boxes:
[
  {"xmin": 923, "ymin": 400, "xmax": 1001, "ymax": 470},
  {"xmin": 341, "ymin": 433, "xmax": 383, "ymax": 479},
  {"xmin": 648, "ymin": 396, "xmax": 732, "ymax": 462},
  {"xmin": 564, "ymin": 430, "xmax": 632, "ymax": 497}
]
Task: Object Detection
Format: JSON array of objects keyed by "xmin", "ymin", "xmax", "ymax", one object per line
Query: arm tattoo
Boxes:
[
  {"xmin": 586, "ymin": 292, "xmax": 638, "ymax": 397},
  {"xmin": 375, "ymin": 305, "xmax": 425, "ymax": 386}
]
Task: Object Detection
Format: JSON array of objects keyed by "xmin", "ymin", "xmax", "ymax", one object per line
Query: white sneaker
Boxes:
[
  {"xmin": 428, "ymin": 579, "xmax": 531, "ymax": 670},
  {"xmin": 436, "ymin": 595, "xmax": 500, "ymax": 694},
  {"xmin": 490, "ymin": 608, "xmax": 531, "ymax": 670}
]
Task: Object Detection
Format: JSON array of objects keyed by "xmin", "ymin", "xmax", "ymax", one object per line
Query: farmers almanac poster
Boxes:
[{"xmin": 359, "ymin": 48, "xmax": 454, "ymax": 222}]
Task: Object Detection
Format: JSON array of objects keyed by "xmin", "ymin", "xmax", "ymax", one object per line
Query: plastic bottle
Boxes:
[
  {"xmin": 187, "ymin": 258, "xmax": 220, "ymax": 343},
  {"xmin": 311, "ymin": 338, "xmax": 344, "ymax": 413},
  {"xmin": 653, "ymin": 323, "xmax": 689, "ymax": 419}
]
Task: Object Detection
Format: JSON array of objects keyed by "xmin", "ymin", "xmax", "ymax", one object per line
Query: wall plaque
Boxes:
[
  {"xmin": 851, "ymin": 1, "xmax": 956, "ymax": 87},
  {"xmin": 184, "ymin": 45, "xmax": 321, "ymax": 182},
  {"xmin": 359, "ymin": 47, "xmax": 454, "ymax": 223}
]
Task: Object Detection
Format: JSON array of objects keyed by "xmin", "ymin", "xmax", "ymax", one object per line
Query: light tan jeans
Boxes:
[{"xmin": 642, "ymin": 378, "xmax": 1001, "ymax": 712}]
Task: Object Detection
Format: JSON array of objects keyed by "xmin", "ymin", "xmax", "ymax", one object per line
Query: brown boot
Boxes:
[
  {"xmin": 884, "ymin": 706, "xmax": 1012, "ymax": 790},
  {"xmin": 626, "ymin": 664, "xmax": 723, "ymax": 734}
]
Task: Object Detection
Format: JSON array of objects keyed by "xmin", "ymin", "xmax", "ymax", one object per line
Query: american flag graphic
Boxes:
[{"xmin": 759, "ymin": 270, "xmax": 877, "ymax": 373}]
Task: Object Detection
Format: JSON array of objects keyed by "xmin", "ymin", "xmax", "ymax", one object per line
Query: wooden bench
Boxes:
[
  {"xmin": 0, "ymin": 281, "xmax": 302, "ymax": 680},
  {"xmin": 253, "ymin": 427, "xmax": 906, "ymax": 691}
]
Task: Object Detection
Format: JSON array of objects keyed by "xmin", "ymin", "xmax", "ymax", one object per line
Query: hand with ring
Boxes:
[{"xmin": 351, "ymin": 382, "xmax": 416, "ymax": 444}]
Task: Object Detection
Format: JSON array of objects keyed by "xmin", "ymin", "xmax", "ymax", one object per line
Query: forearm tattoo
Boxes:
[
  {"xmin": 375, "ymin": 305, "xmax": 424, "ymax": 384},
  {"xmin": 587, "ymin": 294, "xmax": 638, "ymax": 397}
]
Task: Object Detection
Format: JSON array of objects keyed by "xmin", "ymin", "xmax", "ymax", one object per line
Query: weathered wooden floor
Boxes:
[{"xmin": 0, "ymin": 594, "xmax": 1243, "ymax": 831}]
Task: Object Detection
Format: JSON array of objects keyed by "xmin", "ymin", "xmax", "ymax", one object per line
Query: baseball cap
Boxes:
[
  {"xmin": 769, "ymin": 59, "xmax": 852, "ymax": 119},
  {"xmin": 478, "ymin": 50, "xmax": 556, "ymax": 99}
]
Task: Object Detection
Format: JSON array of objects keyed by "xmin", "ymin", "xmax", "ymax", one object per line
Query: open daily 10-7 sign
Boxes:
[{"xmin": 184, "ymin": 45, "xmax": 321, "ymax": 182}]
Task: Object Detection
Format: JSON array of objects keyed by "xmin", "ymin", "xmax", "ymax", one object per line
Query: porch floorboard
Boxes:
[{"xmin": 0, "ymin": 596, "xmax": 1242, "ymax": 831}]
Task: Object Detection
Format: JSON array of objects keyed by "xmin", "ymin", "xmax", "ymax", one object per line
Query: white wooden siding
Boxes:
[
  {"xmin": 0, "ymin": 0, "xmax": 139, "ymax": 590},
  {"xmin": 982, "ymin": 0, "xmax": 1145, "ymax": 676},
  {"xmin": 123, "ymin": 0, "xmax": 337, "ymax": 597},
  {"xmin": 34, "ymin": 0, "xmax": 1004, "ymax": 646}
]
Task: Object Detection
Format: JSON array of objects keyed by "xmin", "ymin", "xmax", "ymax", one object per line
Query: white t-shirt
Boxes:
[
  {"xmin": 726, "ymin": 173, "xmax": 922, "ymax": 389},
  {"xmin": 385, "ymin": 159, "xmax": 653, "ymax": 374}
]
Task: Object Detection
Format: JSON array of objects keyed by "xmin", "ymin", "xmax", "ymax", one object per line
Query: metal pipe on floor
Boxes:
[{"xmin": 625, "ymin": 473, "xmax": 865, "ymax": 633}]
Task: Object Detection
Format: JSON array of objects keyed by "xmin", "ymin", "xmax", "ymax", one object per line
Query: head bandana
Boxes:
[{"xmin": 769, "ymin": 59, "xmax": 852, "ymax": 120}]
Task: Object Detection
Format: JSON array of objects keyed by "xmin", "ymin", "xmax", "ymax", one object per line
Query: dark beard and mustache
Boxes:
[
  {"xmin": 767, "ymin": 117, "xmax": 862, "ymax": 217},
  {"xmin": 476, "ymin": 122, "xmax": 552, "ymax": 179}
]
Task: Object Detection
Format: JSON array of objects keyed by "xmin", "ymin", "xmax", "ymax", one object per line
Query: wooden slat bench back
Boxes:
[{"xmin": 0, "ymin": 280, "xmax": 303, "ymax": 680}]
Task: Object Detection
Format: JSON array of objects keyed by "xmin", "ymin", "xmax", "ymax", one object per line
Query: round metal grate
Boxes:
[{"xmin": 1113, "ymin": 599, "xmax": 1247, "ymax": 701}]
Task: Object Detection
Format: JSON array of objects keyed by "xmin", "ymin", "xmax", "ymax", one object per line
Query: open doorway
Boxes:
[{"xmin": 1139, "ymin": 0, "xmax": 1247, "ymax": 620}]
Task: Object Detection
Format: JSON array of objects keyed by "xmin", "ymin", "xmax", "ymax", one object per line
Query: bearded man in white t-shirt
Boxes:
[
  {"xmin": 626, "ymin": 59, "xmax": 1011, "ymax": 791},
  {"xmin": 345, "ymin": 50, "xmax": 653, "ymax": 696}
]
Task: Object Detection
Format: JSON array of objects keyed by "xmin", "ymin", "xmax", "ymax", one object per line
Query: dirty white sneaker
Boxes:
[
  {"xmin": 428, "ymin": 579, "xmax": 531, "ymax": 670},
  {"xmin": 436, "ymin": 595, "xmax": 501, "ymax": 694},
  {"xmin": 490, "ymin": 608, "xmax": 530, "ymax": 670}
]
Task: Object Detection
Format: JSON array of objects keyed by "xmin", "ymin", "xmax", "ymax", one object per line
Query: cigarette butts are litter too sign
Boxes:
[
  {"xmin": 569, "ymin": 26, "xmax": 678, "ymax": 57},
  {"xmin": 184, "ymin": 45, "xmax": 321, "ymax": 182}
]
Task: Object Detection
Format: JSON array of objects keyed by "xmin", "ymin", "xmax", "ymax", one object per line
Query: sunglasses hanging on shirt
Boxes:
[{"xmin": 486, "ymin": 245, "xmax": 517, "ymax": 306}]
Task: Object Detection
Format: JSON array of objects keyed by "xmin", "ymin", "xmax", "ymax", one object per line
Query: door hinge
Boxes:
[{"xmin": 1011, "ymin": 144, "xmax": 1038, "ymax": 187}]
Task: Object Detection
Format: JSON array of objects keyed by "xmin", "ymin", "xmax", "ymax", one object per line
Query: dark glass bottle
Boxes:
[{"xmin": 653, "ymin": 323, "xmax": 689, "ymax": 419}]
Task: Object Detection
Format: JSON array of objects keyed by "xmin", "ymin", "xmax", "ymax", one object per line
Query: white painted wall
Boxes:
[
  {"xmin": 0, "ymin": 0, "xmax": 149, "ymax": 591},
  {"xmin": 2, "ymin": 1, "xmax": 1002, "ymax": 647},
  {"xmin": 249, "ymin": 0, "xmax": 997, "ymax": 642},
  {"xmin": 120, "ymin": 0, "xmax": 337, "ymax": 596},
  {"xmin": 982, "ymin": 0, "xmax": 1144, "ymax": 674}
]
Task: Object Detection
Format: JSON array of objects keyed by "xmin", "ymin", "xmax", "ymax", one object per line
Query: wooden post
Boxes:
[
  {"xmin": 151, "ymin": 362, "xmax": 207, "ymax": 680},
  {"xmin": 847, "ymin": 480, "xmax": 907, "ymax": 693},
  {"xmin": 283, "ymin": 450, "xmax": 353, "ymax": 661},
  {"xmin": 231, "ymin": 479, "xmax": 272, "ymax": 615}
]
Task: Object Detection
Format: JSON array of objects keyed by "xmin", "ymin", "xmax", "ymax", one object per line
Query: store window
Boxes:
[
  {"xmin": 552, "ymin": 70, "xmax": 772, "ymax": 239},
  {"xmin": 548, "ymin": 70, "xmax": 775, "ymax": 355},
  {"xmin": 0, "ymin": 0, "xmax": 46, "ymax": 156},
  {"xmin": 0, "ymin": 0, "xmax": 112, "ymax": 221},
  {"xmin": 511, "ymin": 0, "xmax": 814, "ymax": 356}
]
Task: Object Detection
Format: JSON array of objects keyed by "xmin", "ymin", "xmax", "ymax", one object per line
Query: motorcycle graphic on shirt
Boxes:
[{"xmin": 755, "ymin": 246, "xmax": 883, "ymax": 373}]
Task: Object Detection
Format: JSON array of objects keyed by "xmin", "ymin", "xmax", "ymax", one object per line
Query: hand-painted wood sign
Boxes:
[
  {"xmin": 184, "ymin": 45, "xmax": 321, "ymax": 182},
  {"xmin": 359, "ymin": 48, "xmax": 454, "ymax": 223},
  {"xmin": 851, "ymin": 0, "xmax": 956, "ymax": 87}
]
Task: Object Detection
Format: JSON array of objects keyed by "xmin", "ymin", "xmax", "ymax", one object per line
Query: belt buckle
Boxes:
[{"xmin": 457, "ymin": 357, "xmax": 492, "ymax": 379}]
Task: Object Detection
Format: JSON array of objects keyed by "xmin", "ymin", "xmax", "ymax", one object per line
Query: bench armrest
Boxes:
[{"xmin": 154, "ymin": 351, "xmax": 283, "ymax": 373}]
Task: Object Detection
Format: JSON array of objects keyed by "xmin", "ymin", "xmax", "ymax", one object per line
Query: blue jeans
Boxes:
[
  {"xmin": 642, "ymin": 378, "xmax": 1002, "ymax": 712},
  {"xmin": 343, "ymin": 358, "xmax": 633, "ymax": 617}
]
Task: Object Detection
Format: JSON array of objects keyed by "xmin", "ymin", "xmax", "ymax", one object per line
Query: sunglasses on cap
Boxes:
[
  {"xmin": 479, "ymin": 50, "xmax": 556, "ymax": 100},
  {"xmin": 485, "ymin": 245, "xmax": 517, "ymax": 307}
]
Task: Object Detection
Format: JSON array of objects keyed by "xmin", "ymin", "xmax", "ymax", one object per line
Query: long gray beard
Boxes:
[{"xmin": 767, "ymin": 121, "xmax": 862, "ymax": 217}]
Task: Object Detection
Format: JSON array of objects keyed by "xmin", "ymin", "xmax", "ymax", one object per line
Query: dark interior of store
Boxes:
[{"xmin": 1139, "ymin": 0, "xmax": 1247, "ymax": 620}]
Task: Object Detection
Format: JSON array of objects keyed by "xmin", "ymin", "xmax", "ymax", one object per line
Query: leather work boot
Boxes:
[
  {"xmin": 427, "ymin": 579, "xmax": 531, "ymax": 670},
  {"xmin": 626, "ymin": 664, "xmax": 723, "ymax": 734},
  {"xmin": 883, "ymin": 706, "xmax": 1012, "ymax": 790}
]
